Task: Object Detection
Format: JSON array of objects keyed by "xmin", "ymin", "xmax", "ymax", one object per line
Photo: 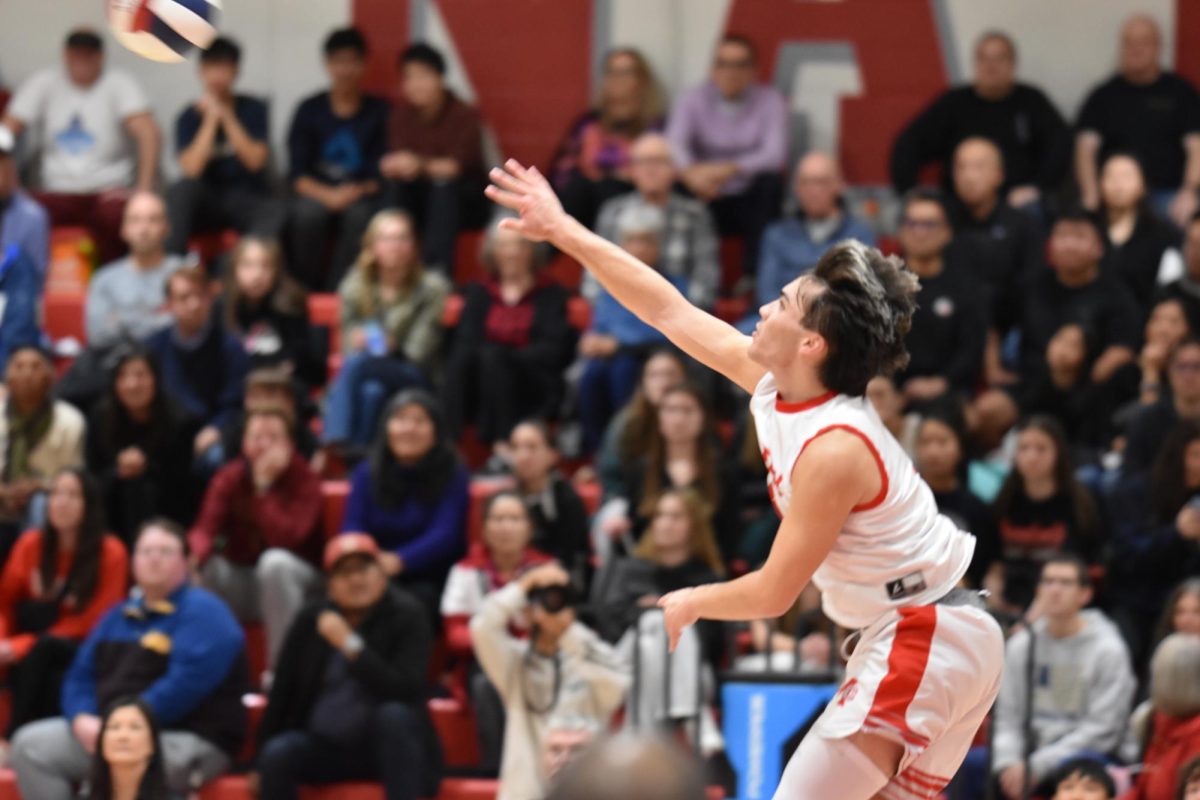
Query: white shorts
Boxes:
[{"xmin": 812, "ymin": 602, "xmax": 1004, "ymax": 798}]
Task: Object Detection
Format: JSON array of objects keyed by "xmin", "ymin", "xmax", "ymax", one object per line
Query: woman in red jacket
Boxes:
[
  {"xmin": 0, "ymin": 467, "xmax": 128, "ymax": 734},
  {"xmin": 1123, "ymin": 633, "xmax": 1200, "ymax": 799}
]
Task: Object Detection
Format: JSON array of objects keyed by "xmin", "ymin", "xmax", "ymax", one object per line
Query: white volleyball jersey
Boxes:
[{"xmin": 749, "ymin": 373, "xmax": 975, "ymax": 629}]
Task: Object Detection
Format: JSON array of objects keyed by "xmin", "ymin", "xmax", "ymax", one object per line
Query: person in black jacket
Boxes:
[
  {"xmin": 1096, "ymin": 152, "xmax": 1180, "ymax": 309},
  {"xmin": 890, "ymin": 30, "xmax": 1069, "ymax": 206},
  {"xmin": 86, "ymin": 346, "xmax": 200, "ymax": 544},
  {"xmin": 253, "ymin": 533, "xmax": 442, "ymax": 800},
  {"xmin": 443, "ymin": 215, "xmax": 572, "ymax": 449}
]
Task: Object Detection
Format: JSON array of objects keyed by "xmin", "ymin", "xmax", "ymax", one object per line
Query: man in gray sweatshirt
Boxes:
[{"xmin": 993, "ymin": 556, "xmax": 1135, "ymax": 799}]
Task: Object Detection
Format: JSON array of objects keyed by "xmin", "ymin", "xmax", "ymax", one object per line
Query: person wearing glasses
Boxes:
[
  {"xmin": 991, "ymin": 556, "xmax": 1134, "ymax": 800},
  {"xmin": 665, "ymin": 34, "xmax": 788, "ymax": 281}
]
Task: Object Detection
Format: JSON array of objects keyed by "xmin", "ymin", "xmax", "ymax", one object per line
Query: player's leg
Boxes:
[{"xmin": 772, "ymin": 731, "xmax": 894, "ymax": 800}]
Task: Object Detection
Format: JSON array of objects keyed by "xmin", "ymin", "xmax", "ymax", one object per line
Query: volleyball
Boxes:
[{"xmin": 107, "ymin": 0, "xmax": 222, "ymax": 63}]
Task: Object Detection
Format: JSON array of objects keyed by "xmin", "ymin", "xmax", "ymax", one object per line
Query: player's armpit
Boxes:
[{"xmin": 757, "ymin": 430, "xmax": 882, "ymax": 613}]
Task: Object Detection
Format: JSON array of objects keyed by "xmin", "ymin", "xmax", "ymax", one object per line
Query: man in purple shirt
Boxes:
[{"xmin": 666, "ymin": 34, "xmax": 788, "ymax": 282}]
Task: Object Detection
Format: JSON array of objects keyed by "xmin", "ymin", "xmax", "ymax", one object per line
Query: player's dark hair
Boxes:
[
  {"xmin": 803, "ymin": 241, "xmax": 918, "ymax": 397},
  {"xmin": 719, "ymin": 33, "xmax": 757, "ymax": 62},
  {"xmin": 324, "ymin": 27, "xmax": 368, "ymax": 59},
  {"xmin": 201, "ymin": 36, "xmax": 241, "ymax": 65},
  {"xmin": 1052, "ymin": 757, "xmax": 1114, "ymax": 797},
  {"xmin": 400, "ymin": 42, "xmax": 446, "ymax": 75},
  {"xmin": 65, "ymin": 29, "xmax": 103, "ymax": 53}
]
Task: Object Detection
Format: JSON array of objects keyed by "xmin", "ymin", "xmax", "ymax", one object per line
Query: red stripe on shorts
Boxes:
[{"xmin": 866, "ymin": 605, "xmax": 937, "ymax": 744}]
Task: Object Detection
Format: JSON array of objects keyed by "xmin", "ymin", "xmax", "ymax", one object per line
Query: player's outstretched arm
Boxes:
[
  {"xmin": 658, "ymin": 430, "xmax": 881, "ymax": 649},
  {"xmin": 486, "ymin": 160, "xmax": 766, "ymax": 394}
]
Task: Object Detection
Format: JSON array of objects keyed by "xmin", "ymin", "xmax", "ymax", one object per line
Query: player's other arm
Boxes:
[
  {"xmin": 487, "ymin": 160, "xmax": 765, "ymax": 394},
  {"xmin": 659, "ymin": 430, "xmax": 881, "ymax": 648}
]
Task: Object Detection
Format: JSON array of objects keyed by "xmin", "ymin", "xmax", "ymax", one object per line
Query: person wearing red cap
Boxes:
[{"xmin": 251, "ymin": 532, "xmax": 443, "ymax": 800}]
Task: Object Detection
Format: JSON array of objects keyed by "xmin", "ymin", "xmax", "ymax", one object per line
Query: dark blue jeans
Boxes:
[
  {"xmin": 322, "ymin": 352, "xmax": 428, "ymax": 447},
  {"xmin": 258, "ymin": 702, "xmax": 436, "ymax": 800}
]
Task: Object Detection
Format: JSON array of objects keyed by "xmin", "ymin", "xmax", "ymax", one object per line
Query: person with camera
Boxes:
[{"xmin": 470, "ymin": 562, "xmax": 628, "ymax": 800}]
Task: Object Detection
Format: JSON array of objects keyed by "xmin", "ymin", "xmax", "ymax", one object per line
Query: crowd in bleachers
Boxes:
[{"xmin": 0, "ymin": 10, "xmax": 1199, "ymax": 800}]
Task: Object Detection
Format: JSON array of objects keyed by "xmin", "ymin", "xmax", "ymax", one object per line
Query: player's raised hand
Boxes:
[{"xmin": 486, "ymin": 160, "xmax": 568, "ymax": 243}]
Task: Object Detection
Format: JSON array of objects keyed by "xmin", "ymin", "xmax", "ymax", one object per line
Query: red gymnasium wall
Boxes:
[{"xmin": 354, "ymin": 0, "xmax": 1200, "ymax": 185}]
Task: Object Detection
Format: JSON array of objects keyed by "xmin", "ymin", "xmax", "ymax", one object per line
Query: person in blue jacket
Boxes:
[
  {"xmin": 9, "ymin": 518, "xmax": 247, "ymax": 800},
  {"xmin": 341, "ymin": 389, "xmax": 468, "ymax": 626},
  {"xmin": 0, "ymin": 244, "xmax": 45, "ymax": 366}
]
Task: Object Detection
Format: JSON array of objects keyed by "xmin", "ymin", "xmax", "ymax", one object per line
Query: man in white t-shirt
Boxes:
[{"xmin": 2, "ymin": 28, "xmax": 161, "ymax": 264}]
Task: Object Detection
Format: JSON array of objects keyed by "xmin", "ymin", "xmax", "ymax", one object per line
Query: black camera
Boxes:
[{"xmin": 527, "ymin": 583, "xmax": 579, "ymax": 613}]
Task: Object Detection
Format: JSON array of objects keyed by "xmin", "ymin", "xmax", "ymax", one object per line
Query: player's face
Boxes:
[
  {"xmin": 1052, "ymin": 771, "xmax": 1112, "ymax": 800},
  {"xmin": 750, "ymin": 276, "xmax": 821, "ymax": 370}
]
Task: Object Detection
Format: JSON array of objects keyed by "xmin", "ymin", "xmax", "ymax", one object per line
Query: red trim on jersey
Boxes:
[
  {"xmin": 775, "ymin": 390, "xmax": 837, "ymax": 413},
  {"xmin": 893, "ymin": 768, "xmax": 947, "ymax": 795},
  {"xmin": 798, "ymin": 424, "xmax": 889, "ymax": 511},
  {"xmin": 866, "ymin": 606, "xmax": 937, "ymax": 747}
]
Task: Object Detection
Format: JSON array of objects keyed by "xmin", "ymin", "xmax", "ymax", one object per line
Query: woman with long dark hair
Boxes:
[
  {"xmin": 340, "ymin": 389, "xmax": 469, "ymax": 621},
  {"xmin": 1098, "ymin": 152, "xmax": 1181, "ymax": 307},
  {"xmin": 986, "ymin": 415, "xmax": 1104, "ymax": 615},
  {"xmin": 0, "ymin": 468, "xmax": 128, "ymax": 734},
  {"xmin": 86, "ymin": 347, "xmax": 200, "ymax": 543},
  {"xmin": 86, "ymin": 697, "xmax": 173, "ymax": 800},
  {"xmin": 1109, "ymin": 423, "xmax": 1200, "ymax": 669}
]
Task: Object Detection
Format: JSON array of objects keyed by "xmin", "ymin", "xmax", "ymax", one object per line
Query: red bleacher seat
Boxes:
[
  {"xmin": 877, "ymin": 234, "xmax": 901, "ymax": 257},
  {"xmin": 575, "ymin": 480, "xmax": 601, "ymax": 516},
  {"xmin": 442, "ymin": 293, "xmax": 465, "ymax": 327},
  {"xmin": 243, "ymin": 625, "xmax": 267, "ymax": 691},
  {"xmin": 545, "ymin": 252, "xmax": 582, "ymax": 291},
  {"xmin": 567, "ymin": 296, "xmax": 591, "ymax": 331},
  {"xmin": 42, "ymin": 292, "xmax": 86, "ymax": 344},
  {"xmin": 0, "ymin": 769, "xmax": 16, "ymax": 800},
  {"xmin": 719, "ymin": 237, "xmax": 745, "ymax": 294},
  {"xmin": 307, "ymin": 293, "xmax": 341, "ymax": 354},
  {"xmin": 430, "ymin": 697, "xmax": 482, "ymax": 768},
  {"xmin": 453, "ymin": 230, "xmax": 486, "ymax": 286},
  {"xmin": 188, "ymin": 229, "xmax": 241, "ymax": 269},
  {"xmin": 321, "ymin": 481, "xmax": 350, "ymax": 539},
  {"xmin": 47, "ymin": 226, "xmax": 95, "ymax": 295}
]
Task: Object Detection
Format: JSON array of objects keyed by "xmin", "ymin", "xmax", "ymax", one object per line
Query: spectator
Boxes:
[
  {"xmin": 1154, "ymin": 578, "xmax": 1200, "ymax": 647},
  {"xmin": 381, "ymin": 42, "xmax": 486, "ymax": 270},
  {"xmin": 321, "ymin": 211, "xmax": 448, "ymax": 452},
  {"xmin": 1077, "ymin": 14, "xmax": 1200, "ymax": 226},
  {"xmin": 86, "ymin": 347, "xmax": 199, "ymax": 544},
  {"xmin": 218, "ymin": 365, "xmax": 318, "ymax": 469},
  {"xmin": 946, "ymin": 137, "xmax": 1042, "ymax": 351},
  {"xmin": 470, "ymin": 562, "xmax": 628, "ymax": 800},
  {"xmin": 594, "ymin": 348, "xmax": 687, "ymax": 497},
  {"xmin": 912, "ymin": 405, "xmax": 996, "ymax": 585},
  {"xmin": 739, "ymin": 151, "xmax": 876, "ymax": 331},
  {"xmin": 189, "ymin": 406, "xmax": 322, "ymax": 671},
  {"xmin": 1, "ymin": 29, "xmax": 159, "ymax": 265},
  {"xmin": 217, "ymin": 236, "xmax": 320, "ymax": 386},
  {"xmin": 864, "ymin": 375, "xmax": 921, "ymax": 457},
  {"xmin": 992, "ymin": 556, "xmax": 1135, "ymax": 799},
  {"xmin": 145, "ymin": 266, "xmax": 249, "ymax": 471},
  {"xmin": 1123, "ymin": 340, "xmax": 1200, "ymax": 477},
  {"xmin": 595, "ymin": 133, "xmax": 719, "ymax": 311},
  {"xmin": 1098, "ymin": 152, "xmax": 1181, "ymax": 307},
  {"xmin": 0, "ymin": 125, "xmax": 49, "ymax": 275},
  {"xmin": 1159, "ymin": 212, "xmax": 1200, "ymax": 331},
  {"xmin": 1108, "ymin": 423, "xmax": 1200, "ymax": 668},
  {"xmin": 0, "ymin": 346, "xmax": 85, "ymax": 559},
  {"xmin": 286, "ymin": 27, "xmax": 387, "ymax": 290},
  {"xmin": 342, "ymin": 390, "xmax": 468, "ymax": 620},
  {"xmin": 890, "ymin": 30, "xmax": 1069, "ymax": 207},
  {"xmin": 86, "ymin": 698, "xmax": 174, "ymax": 800},
  {"xmin": 444, "ymin": 216, "xmax": 570, "ymax": 449},
  {"xmin": 973, "ymin": 211, "xmax": 1142, "ymax": 446},
  {"xmin": 577, "ymin": 204, "xmax": 672, "ymax": 453},
  {"xmin": 1050, "ymin": 758, "xmax": 1116, "ymax": 800},
  {"xmin": 0, "ymin": 469, "xmax": 127, "ymax": 735},
  {"xmin": 508, "ymin": 420, "xmax": 591, "ymax": 583},
  {"xmin": 590, "ymin": 488, "xmax": 724, "ymax": 645},
  {"xmin": 985, "ymin": 416, "xmax": 1104, "ymax": 616},
  {"xmin": 167, "ymin": 36, "xmax": 281, "ymax": 256},
  {"xmin": 598, "ymin": 384, "xmax": 739, "ymax": 564},
  {"xmin": 9, "ymin": 519, "xmax": 247, "ymax": 799},
  {"xmin": 0, "ymin": 244, "xmax": 46, "ymax": 371},
  {"xmin": 894, "ymin": 188, "xmax": 986, "ymax": 400},
  {"xmin": 440, "ymin": 491, "xmax": 553, "ymax": 771},
  {"xmin": 441, "ymin": 491, "xmax": 553, "ymax": 655},
  {"xmin": 1132, "ymin": 298, "xmax": 1192, "ymax": 409},
  {"xmin": 253, "ymin": 533, "xmax": 442, "ymax": 800},
  {"xmin": 552, "ymin": 48, "xmax": 665, "ymax": 227},
  {"xmin": 666, "ymin": 34, "xmax": 787, "ymax": 278},
  {"xmin": 1122, "ymin": 634, "xmax": 1200, "ymax": 800},
  {"xmin": 59, "ymin": 191, "xmax": 186, "ymax": 414}
]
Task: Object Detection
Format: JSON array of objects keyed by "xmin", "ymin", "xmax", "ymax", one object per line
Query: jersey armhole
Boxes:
[{"xmin": 797, "ymin": 424, "xmax": 889, "ymax": 512}]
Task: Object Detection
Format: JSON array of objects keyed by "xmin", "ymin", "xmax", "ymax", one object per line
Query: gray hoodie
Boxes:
[{"xmin": 993, "ymin": 609, "xmax": 1136, "ymax": 780}]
